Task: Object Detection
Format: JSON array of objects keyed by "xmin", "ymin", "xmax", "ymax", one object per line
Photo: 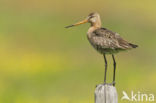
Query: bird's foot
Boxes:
[
  {"xmin": 103, "ymin": 82, "xmax": 107, "ymax": 85},
  {"xmin": 111, "ymin": 81, "xmax": 116, "ymax": 86}
]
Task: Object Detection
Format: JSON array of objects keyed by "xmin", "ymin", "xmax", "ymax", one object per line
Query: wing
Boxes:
[{"xmin": 91, "ymin": 28, "xmax": 133, "ymax": 49}]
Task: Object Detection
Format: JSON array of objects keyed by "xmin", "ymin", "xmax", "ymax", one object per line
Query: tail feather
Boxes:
[{"xmin": 129, "ymin": 43, "xmax": 138, "ymax": 48}]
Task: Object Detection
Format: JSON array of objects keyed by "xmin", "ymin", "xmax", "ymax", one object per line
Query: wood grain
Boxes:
[{"xmin": 95, "ymin": 84, "xmax": 118, "ymax": 103}]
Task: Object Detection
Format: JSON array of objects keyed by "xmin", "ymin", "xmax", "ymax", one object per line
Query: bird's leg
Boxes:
[
  {"xmin": 103, "ymin": 54, "xmax": 107, "ymax": 85},
  {"xmin": 112, "ymin": 54, "xmax": 116, "ymax": 86}
]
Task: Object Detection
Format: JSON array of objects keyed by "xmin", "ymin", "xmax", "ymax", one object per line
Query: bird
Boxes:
[{"xmin": 65, "ymin": 12, "xmax": 138, "ymax": 86}]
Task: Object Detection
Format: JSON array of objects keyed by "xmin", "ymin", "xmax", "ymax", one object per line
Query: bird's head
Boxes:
[
  {"xmin": 87, "ymin": 12, "xmax": 101, "ymax": 24},
  {"xmin": 65, "ymin": 12, "xmax": 101, "ymax": 28}
]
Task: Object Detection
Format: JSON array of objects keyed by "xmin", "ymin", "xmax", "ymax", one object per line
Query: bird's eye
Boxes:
[
  {"xmin": 90, "ymin": 16, "xmax": 95, "ymax": 18},
  {"xmin": 88, "ymin": 16, "xmax": 95, "ymax": 19}
]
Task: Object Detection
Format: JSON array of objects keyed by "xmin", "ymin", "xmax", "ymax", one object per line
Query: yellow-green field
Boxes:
[{"xmin": 0, "ymin": 0, "xmax": 156, "ymax": 103}]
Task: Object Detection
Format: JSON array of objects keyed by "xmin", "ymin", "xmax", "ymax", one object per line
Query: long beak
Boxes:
[{"xmin": 65, "ymin": 19, "xmax": 88, "ymax": 28}]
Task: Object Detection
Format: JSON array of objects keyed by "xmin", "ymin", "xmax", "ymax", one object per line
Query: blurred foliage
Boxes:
[{"xmin": 0, "ymin": 0, "xmax": 156, "ymax": 103}]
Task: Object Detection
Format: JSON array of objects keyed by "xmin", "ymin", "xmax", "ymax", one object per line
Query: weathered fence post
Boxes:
[{"xmin": 95, "ymin": 84, "xmax": 118, "ymax": 103}]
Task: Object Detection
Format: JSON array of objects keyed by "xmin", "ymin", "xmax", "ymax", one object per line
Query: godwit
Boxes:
[{"xmin": 65, "ymin": 12, "xmax": 138, "ymax": 86}]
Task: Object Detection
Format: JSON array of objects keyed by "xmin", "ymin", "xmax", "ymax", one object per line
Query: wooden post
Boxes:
[{"xmin": 95, "ymin": 84, "xmax": 118, "ymax": 103}]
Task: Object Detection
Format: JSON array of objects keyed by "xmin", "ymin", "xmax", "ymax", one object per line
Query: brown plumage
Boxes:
[
  {"xmin": 87, "ymin": 27, "xmax": 138, "ymax": 54},
  {"xmin": 65, "ymin": 12, "xmax": 138, "ymax": 86}
]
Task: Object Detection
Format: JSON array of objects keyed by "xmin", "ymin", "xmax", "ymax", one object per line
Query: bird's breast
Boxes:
[{"xmin": 87, "ymin": 27, "xmax": 98, "ymax": 38}]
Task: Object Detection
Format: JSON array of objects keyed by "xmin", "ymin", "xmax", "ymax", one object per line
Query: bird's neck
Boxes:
[
  {"xmin": 88, "ymin": 25, "xmax": 101, "ymax": 34},
  {"xmin": 87, "ymin": 19, "xmax": 101, "ymax": 35},
  {"xmin": 87, "ymin": 26, "xmax": 100, "ymax": 39},
  {"xmin": 88, "ymin": 26, "xmax": 98, "ymax": 33},
  {"xmin": 91, "ymin": 21, "xmax": 101, "ymax": 28}
]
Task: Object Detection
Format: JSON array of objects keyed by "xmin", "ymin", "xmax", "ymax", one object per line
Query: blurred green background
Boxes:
[{"xmin": 0, "ymin": 0, "xmax": 156, "ymax": 103}]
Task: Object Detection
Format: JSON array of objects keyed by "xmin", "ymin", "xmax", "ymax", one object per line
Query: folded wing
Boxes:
[{"xmin": 91, "ymin": 28, "xmax": 137, "ymax": 49}]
